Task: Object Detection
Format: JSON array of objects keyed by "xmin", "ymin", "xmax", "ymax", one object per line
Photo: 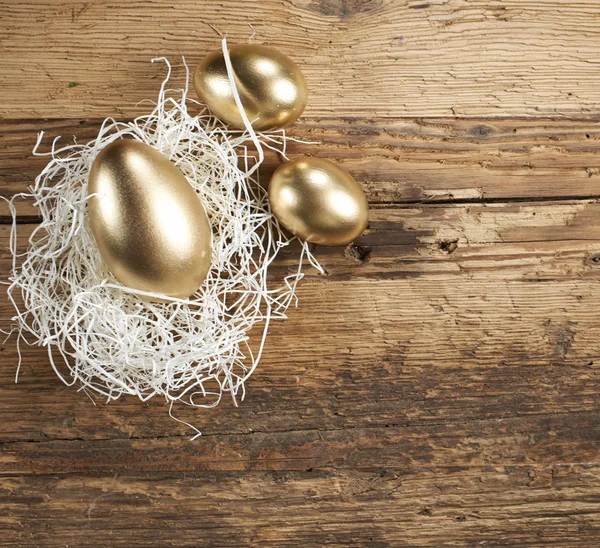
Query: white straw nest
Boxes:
[{"xmin": 4, "ymin": 44, "xmax": 321, "ymax": 436}]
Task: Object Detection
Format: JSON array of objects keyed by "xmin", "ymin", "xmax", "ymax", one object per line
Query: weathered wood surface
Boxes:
[
  {"xmin": 3, "ymin": 1, "xmax": 600, "ymax": 546},
  {"xmin": 2, "ymin": 148, "xmax": 600, "ymax": 544},
  {"xmin": 4, "ymin": 118, "xmax": 600, "ymax": 215},
  {"xmin": 3, "ymin": 467, "xmax": 600, "ymax": 547},
  {"xmin": 3, "ymin": 1, "xmax": 600, "ymax": 119}
]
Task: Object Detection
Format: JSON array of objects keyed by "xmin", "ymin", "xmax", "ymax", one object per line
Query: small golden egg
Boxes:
[
  {"xmin": 268, "ymin": 158, "xmax": 369, "ymax": 246},
  {"xmin": 193, "ymin": 44, "xmax": 308, "ymax": 131},
  {"xmin": 87, "ymin": 140, "xmax": 212, "ymax": 299}
]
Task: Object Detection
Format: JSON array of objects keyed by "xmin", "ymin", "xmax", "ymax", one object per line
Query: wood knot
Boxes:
[
  {"xmin": 587, "ymin": 253, "xmax": 600, "ymax": 265},
  {"xmin": 344, "ymin": 243, "xmax": 371, "ymax": 263},
  {"xmin": 439, "ymin": 240, "xmax": 458, "ymax": 254},
  {"xmin": 455, "ymin": 515, "xmax": 467, "ymax": 522},
  {"xmin": 471, "ymin": 124, "xmax": 495, "ymax": 137},
  {"xmin": 308, "ymin": 0, "xmax": 382, "ymax": 18}
]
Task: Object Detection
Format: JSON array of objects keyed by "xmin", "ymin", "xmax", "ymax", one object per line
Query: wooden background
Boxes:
[{"xmin": 2, "ymin": 1, "xmax": 600, "ymax": 546}]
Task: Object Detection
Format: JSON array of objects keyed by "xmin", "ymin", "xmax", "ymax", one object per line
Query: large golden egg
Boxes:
[
  {"xmin": 268, "ymin": 158, "xmax": 369, "ymax": 246},
  {"xmin": 87, "ymin": 140, "xmax": 212, "ymax": 299},
  {"xmin": 193, "ymin": 44, "xmax": 308, "ymax": 131}
]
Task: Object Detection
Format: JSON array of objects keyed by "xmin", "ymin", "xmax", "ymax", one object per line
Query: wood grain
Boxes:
[
  {"xmin": 3, "ymin": 1, "xmax": 600, "ymax": 119},
  {"xmin": 2, "ymin": 116, "xmax": 600, "ymax": 544},
  {"xmin": 3, "ymin": 122, "xmax": 600, "ymax": 544},
  {"xmin": 4, "ymin": 118, "xmax": 600, "ymax": 218},
  {"xmin": 3, "ymin": 467, "xmax": 600, "ymax": 547},
  {"xmin": 3, "ymin": 1, "xmax": 600, "ymax": 545}
]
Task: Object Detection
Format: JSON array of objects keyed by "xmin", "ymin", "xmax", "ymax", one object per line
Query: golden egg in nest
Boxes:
[
  {"xmin": 87, "ymin": 139, "xmax": 212, "ymax": 299},
  {"xmin": 268, "ymin": 157, "xmax": 369, "ymax": 246},
  {"xmin": 194, "ymin": 44, "xmax": 308, "ymax": 131}
]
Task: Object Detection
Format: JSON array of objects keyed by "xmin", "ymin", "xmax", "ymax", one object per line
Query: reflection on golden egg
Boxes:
[
  {"xmin": 194, "ymin": 44, "xmax": 308, "ymax": 131},
  {"xmin": 268, "ymin": 158, "xmax": 369, "ymax": 246},
  {"xmin": 87, "ymin": 139, "xmax": 212, "ymax": 299}
]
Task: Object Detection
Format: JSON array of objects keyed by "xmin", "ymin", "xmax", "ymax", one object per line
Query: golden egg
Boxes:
[
  {"xmin": 268, "ymin": 158, "xmax": 369, "ymax": 246},
  {"xmin": 87, "ymin": 139, "xmax": 212, "ymax": 299},
  {"xmin": 193, "ymin": 44, "xmax": 308, "ymax": 131}
]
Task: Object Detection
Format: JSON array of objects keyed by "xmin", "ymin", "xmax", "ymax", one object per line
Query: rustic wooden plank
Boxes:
[
  {"xmin": 3, "ymin": 409, "xmax": 600, "ymax": 474},
  {"xmin": 3, "ymin": 269, "xmax": 600, "ymax": 441},
  {"xmin": 2, "ymin": 466, "xmax": 600, "ymax": 547},
  {"xmin": 4, "ymin": 352, "xmax": 600, "ymax": 444},
  {"xmin": 5, "ymin": 199, "xmax": 600, "ymax": 283},
  {"xmin": 4, "ymin": 118, "xmax": 600, "ymax": 218},
  {"xmin": 2, "ymin": 1, "xmax": 600, "ymax": 119}
]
